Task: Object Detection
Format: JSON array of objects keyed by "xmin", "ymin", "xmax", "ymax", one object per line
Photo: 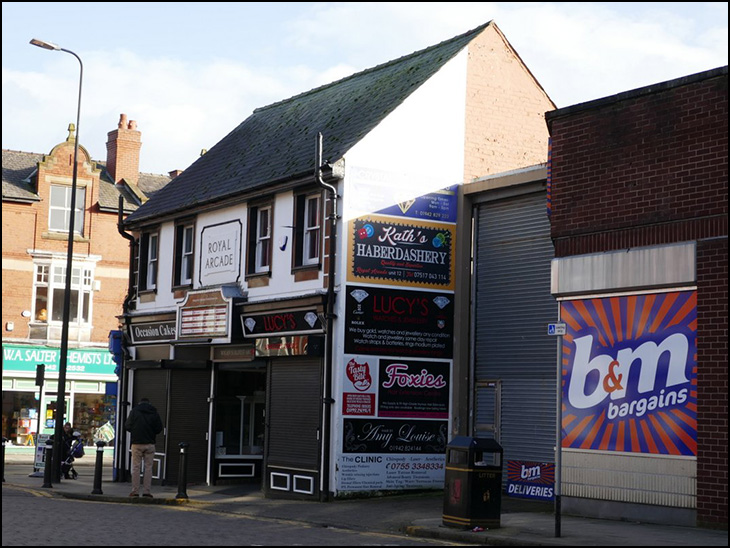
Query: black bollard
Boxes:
[
  {"xmin": 175, "ymin": 442, "xmax": 189, "ymax": 500},
  {"xmin": 42, "ymin": 440, "xmax": 53, "ymax": 488},
  {"xmin": 92, "ymin": 440, "xmax": 106, "ymax": 494},
  {"xmin": 2, "ymin": 437, "xmax": 6, "ymax": 483}
]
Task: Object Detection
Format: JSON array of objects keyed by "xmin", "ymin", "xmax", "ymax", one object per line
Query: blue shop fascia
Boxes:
[{"xmin": 2, "ymin": 343, "xmax": 117, "ymax": 446}]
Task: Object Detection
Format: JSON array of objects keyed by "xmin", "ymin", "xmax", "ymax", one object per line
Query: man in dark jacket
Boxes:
[{"xmin": 125, "ymin": 398, "xmax": 163, "ymax": 497}]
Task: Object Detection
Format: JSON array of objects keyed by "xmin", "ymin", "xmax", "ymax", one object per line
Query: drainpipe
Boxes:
[
  {"xmin": 316, "ymin": 133, "xmax": 338, "ymax": 502},
  {"xmin": 116, "ymin": 194, "xmax": 137, "ymax": 482}
]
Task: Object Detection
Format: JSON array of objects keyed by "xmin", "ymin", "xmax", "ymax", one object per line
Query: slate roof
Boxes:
[
  {"xmin": 2, "ymin": 149, "xmax": 170, "ymax": 212},
  {"xmin": 125, "ymin": 21, "xmax": 492, "ymax": 226}
]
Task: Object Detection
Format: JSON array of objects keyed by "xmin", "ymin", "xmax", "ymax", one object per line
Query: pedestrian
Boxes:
[
  {"xmin": 61, "ymin": 422, "xmax": 74, "ymax": 478},
  {"xmin": 124, "ymin": 397, "xmax": 163, "ymax": 497}
]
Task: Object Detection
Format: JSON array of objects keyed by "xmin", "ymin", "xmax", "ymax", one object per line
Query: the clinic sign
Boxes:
[{"xmin": 560, "ymin": 291, "xmax": 697, "ymax": 456}]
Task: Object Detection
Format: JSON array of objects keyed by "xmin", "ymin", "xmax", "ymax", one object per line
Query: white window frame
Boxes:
[
  {"xmin": 32, "ymin": 261, "xmax": 94, "ymax": 326},
  {"xmin": 181, "ymin": 225, "xmax": 194, "ymax": 285},
  {"xmin": 303, "ymin": 195, "xmax": 321, "ymax": 266},
  {"xmin": 147, "ymin": 233, "xmax": 159, "ymax": 290},
  {"xmin": 255, "ymin": 205, "xmax": 272, "ymax": 273},
  {"xmin": 48, "ymin": 184, "xmax": 85, "ymax": 234}
]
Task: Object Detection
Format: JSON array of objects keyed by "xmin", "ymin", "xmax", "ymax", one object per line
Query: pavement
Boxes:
[{"xmin": 2, "ymin": 449, "xmax": 727, "ymax": 546}]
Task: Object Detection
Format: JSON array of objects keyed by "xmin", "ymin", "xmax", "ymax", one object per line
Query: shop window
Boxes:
[
  {"xmin": 293, "ymin": 192, "xmax": 322, "ymax": 268},
  {"xmin": 174, "ymin": 223, "xmax": 195, "ymax": 287},
  {"xmin": 214, "ymin": 371, "xmax": 266, "ymax": 456},
  {"xmin": 49, "ymin": 184, "xmax": 85, "ymax": 234}
]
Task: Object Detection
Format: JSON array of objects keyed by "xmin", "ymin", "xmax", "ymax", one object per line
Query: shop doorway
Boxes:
[{"xmin": 213, "ymin": 366, "xmax": 267, "ymax": 484}]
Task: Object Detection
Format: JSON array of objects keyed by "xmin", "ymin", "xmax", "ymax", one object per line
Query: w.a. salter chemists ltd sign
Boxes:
[{"xmin": 3, "ymin": 344, "xmax": 116, "ymax": 376}]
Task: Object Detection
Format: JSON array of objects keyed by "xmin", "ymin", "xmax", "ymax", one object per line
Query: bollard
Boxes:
[
  {"xmin": 42, "ymin": 439, "xmax": 53, "ymax": 488},
  {"xmin": 2, "ymin": 437, "xmax": 6, "ymax": 483},
  {"xmin": 92, "ymin": 440, "xmax": 106, "ymax": 494},
  {"xmin": 176, "ymin": 442, "xmax": 189, "ymax": 500}
]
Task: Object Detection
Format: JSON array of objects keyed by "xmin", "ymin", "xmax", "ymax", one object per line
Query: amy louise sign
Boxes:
[{"xmin": 561, "ymin": 291, "xmax": 697, "ymax": 456}]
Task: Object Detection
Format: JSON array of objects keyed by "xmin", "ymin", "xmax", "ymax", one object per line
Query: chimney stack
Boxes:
[{"xmin": 106, "ymin": 113, "xmax": 142, "ymax": 186}]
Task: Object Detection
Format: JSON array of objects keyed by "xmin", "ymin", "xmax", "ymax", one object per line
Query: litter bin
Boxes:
[{"xmin": 442, "ymin": 436, "xmax": 503, "ymax": 529}]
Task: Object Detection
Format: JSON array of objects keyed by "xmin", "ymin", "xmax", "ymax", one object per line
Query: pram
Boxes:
[{"xmin": 61, "ymin": 433, "xmax": 85, "ymax": 480}]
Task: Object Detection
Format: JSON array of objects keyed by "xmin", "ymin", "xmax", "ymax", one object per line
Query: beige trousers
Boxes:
[{"xmin": 130, "ymin": 443, "xmax": 156, "ymax": 495}]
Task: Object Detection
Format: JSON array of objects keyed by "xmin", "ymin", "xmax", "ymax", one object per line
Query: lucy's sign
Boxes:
[{"xmin": 561, "ymin": 291, "xmax": 697, "ymax": 456}]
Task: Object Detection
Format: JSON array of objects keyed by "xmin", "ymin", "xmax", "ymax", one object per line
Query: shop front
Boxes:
[{"xmin": 2, "ymin": 343, "xmax": 117, "ymax": 446}]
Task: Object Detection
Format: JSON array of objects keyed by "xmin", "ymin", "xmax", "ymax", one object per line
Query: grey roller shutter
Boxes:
[
  {"xmin": 473, "ymin": 191, "xmax": 556, "ymax": 465},
  {"xmin": 267, "ymin": 359, "xmax": 322, "ymax": 470}
]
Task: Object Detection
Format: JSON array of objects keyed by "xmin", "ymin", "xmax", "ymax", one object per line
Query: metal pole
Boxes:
[
  {"xmin": 29, "ymin": 39, "xmax": 83, "ymax": 484},
  {"xmin": 176, "ymin": 442, "xmax": 189, "ymax": 500},
  {"xmin": 42, "ymin": 439, "xmax": 53, "ymax": 488},
  {"xmin": 92, "ymin": 441, "xmax": 106, "ymax": 494},
  {"xmin": 555, "ymin": 331, "xmax": 563, "ymax": 538}
]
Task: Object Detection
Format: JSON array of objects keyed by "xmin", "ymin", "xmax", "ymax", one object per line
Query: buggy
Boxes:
[{"xmin": 61, "ymin": 433, "xmax": 85, "ymax": 479}]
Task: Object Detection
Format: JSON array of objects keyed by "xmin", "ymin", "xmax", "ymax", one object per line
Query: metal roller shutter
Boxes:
[
  {"xmin": 132, "ymin": 369, "xmax": 168, "ymax": 455},
  {"xmin": 267, "ymin": 359, "xmax": 322, "ymax": 470},
  {"xmin": 165, "ymin": 369, "xmax": 211, "ymax": 484},
  {"xmin": 473, "ymin": 191, "xmax": 557, "ymax": 465}
]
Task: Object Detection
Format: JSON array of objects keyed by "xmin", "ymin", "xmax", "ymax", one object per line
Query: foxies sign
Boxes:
[{"xmin": 561, "ymin": 291, "xmax": 697, "ymax": 456}]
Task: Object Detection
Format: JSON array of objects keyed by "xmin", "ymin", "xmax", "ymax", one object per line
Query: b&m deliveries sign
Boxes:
[{"xmin": 561, "ymin": 291, "xmax": 697, "ymax": 456}]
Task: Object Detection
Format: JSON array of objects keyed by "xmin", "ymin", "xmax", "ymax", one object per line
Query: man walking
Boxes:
[{"xmin": 125, "ymin": 397, "xmax": 163, "ymax": 497}]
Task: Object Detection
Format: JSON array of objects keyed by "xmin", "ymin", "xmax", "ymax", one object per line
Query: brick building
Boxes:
[
  {"xmin": 2, "ymin": 115, "xmax": 171, "ymax": 446},
  {"xmin": 547, "ymin": 66, "xmax": 727, "ymax": 527}
]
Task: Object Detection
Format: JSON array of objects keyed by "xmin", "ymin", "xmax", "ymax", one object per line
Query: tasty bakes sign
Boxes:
[
  {"xmin": 561, "ymin": 291, "xmax": 697, "ymax": 456},
  {"xmin": 348, "ymin": 214, "xmax": 455, "ymax": 290}
]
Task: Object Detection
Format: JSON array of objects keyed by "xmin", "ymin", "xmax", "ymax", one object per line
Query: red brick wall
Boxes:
[
  {"xmin": 548, "ymin": 68, "xmax": 728, "ymax": 526},
  {"xmin": 548, "ymin": 70, "xmax": 727, "ymax": 256},
  {"xmin": 696, "ymin": 238, "xmax": 728, "ymax": 527},
  {"xmin": 2, "ymin": 146, "xmax": 131, "ymax": 344}
]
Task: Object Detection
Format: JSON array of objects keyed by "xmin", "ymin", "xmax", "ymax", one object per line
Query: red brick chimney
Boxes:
[{"xmin": 106, "ymin": 113, "xmax": 141, "ymax": 186}]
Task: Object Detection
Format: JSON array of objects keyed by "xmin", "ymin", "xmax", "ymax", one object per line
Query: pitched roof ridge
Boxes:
[{"xmin": 254, "ymin": 20, "xmax": 492, "ymax": 114}]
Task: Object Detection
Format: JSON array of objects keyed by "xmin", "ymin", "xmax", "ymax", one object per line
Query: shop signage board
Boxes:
[
  {"xmin": 560, "ymin": 290, "xmax": 697, "ymax": 456},
  {"xmin": 241, "ymin": 309, "xmax": 323, "ymax": 338},
  {"xmin": 130, "ymin": 320, "xmax": 177, "ymax": 344},
  {"xmin": 348, "ymin": 166, "xmax": 458, "ymax": 223},
  {"xmin": 179, "ymin": 289, "xmax": 230, "ymax": 339},
  {"xmin": 506, "ymin": 460, "xmax": 555, "ymax": 501},
  {"xmin": 199, "ymin": 220, "xmax": 242, "ymax": 287},
  {"xmin": 348, "ymin": 214, "xmax": 455, "ymax": 290},
  {"xmin": 2, "ymin": 344, "xmax": 116, "ymax": 376},
  {"xmin": 344, "ymin": 285, "xmax": 454, "ymax": 359}
]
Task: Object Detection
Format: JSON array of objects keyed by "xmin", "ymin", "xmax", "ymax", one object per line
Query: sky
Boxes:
[{"xmin": 2, "ymin": 2, "xmax": 728, "ymax": 176}]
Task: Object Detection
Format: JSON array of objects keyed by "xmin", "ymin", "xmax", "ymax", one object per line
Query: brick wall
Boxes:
[
  {"xmin": 463, "ymin": 24, "xmax": 554, "ymax": 182},
  {"xmin": 696, "ymin": 238, "xmax": 729, "ymax": 527},
  {"xmin": 547, "ymin": 67, "xmax": 728, "ymax": 526},
  {"xmin": 548, "ymin": 69, "xmax": 727, "ymax": 255}
]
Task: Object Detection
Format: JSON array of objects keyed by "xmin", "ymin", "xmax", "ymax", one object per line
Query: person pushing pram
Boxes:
[{"xmin": 60, "ymin": 422, "xmax": 85, "ymax": 479}]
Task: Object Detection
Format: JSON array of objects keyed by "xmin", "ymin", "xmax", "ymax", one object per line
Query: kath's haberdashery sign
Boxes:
[
  {"xmin": 348, "ymin": 214, "xmax": 455, "ymax": 290},
  {"xmin": 2, "ymin": 344, "xmax": 116, "ymax": 376},
  {"xmin": 561, "ymin": 291, "xmax": 697, "ymax": 456}
]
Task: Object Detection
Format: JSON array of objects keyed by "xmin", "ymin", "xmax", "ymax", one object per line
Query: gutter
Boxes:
[
  {"xmin": 116, "ymin": 194, "xmax": 137, "ymax": 482},
  {"xmin": 316, "ymin": 133, "xmax": 339, "ymax": 502}
]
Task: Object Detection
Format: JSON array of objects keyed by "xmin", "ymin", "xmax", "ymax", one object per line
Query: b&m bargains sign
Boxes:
[{"xmin": 561, "ymin": 291, "xmax": 697, "ymax": 456}]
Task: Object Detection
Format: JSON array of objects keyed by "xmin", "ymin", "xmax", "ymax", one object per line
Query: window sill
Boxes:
[{"xmin": 41, "ymin": 231, "xmax": 90, "ymax": 243}]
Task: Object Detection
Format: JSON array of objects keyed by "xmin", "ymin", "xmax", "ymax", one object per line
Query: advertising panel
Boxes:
[
  {"xmin": 344, "ymin": 286, "xmax": 454, "ymax": 359},
  {"xmin": 506, "ymin": 461, "xmax": 555, "ymax": 501},
  {"xmin": 348, "ymin": 214, "xmax": 455, "ymax": 290},
  {"xmin": 560, "ymin": 291, "xmax": 697, "ymax": 456}
]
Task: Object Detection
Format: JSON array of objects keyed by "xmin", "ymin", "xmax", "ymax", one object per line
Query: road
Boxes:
[{"xmin": 2, "ymin": 484, "xmax": 468, "ymax": 546}]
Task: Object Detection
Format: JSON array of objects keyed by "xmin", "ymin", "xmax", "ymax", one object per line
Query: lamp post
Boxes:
[{"xmin": 30, "ymin": 38, "xmax": 83, "ymax": 483}]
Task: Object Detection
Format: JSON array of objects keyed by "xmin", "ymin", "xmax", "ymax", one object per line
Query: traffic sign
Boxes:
[{"xmin": 547, "ymin": 323, "xmax": 566, "ymax": 336}]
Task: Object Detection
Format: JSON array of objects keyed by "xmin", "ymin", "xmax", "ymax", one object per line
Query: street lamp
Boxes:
[{"xmin": 30, "ymin": 38, "xmax": 83, "ymax": 483}]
